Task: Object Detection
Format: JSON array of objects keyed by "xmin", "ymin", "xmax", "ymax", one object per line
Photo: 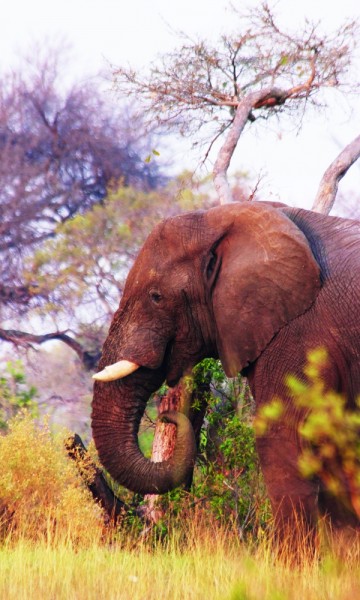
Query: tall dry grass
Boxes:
[
  {"xmin": 1, "ymin": 521, "xmax": 360, "ymax": 600},
  {"xmin": 0, "ymin": 412, "xmax": 104, "ymax": 546},
  {"xmin": 0, "ymin": 412, "xmax": 360, "ymax": 599}
]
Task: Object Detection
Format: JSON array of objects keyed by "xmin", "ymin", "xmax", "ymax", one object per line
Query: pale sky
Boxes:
[{"xmin": 1, "ymin": 0, "xmax": 360, "ymax": 209}]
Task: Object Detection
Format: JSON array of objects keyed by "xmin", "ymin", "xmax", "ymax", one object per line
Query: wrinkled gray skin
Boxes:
[{"xmin": 92, "ymin": 202, "xmax": 360, "ymax": 546}]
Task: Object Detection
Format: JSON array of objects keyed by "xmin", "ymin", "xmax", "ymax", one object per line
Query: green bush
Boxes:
[
  {"xmin": 135, "ymin": 360, "xmax": 270, "ymax": 539},
  {"xmin": 192, "ymin": 359, "xmax": 269, "ymax": 536},
  {"xmin": 293, "ymin": 348, "xmax": 360, "ymax": 518},
  {"xmin": 255, "ymin": 348, "xmax": 360, "ymax": 519},
  {"xmin": 0, "ymin": 361, "xmax": 38, "ymax": 431}
]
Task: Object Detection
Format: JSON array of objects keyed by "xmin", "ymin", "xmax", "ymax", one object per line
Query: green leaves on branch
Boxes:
[
  {"xmin": 23, "ymin": 176, "xmax": 215, "ymax": 326},
  {"xmin": 256, "ymin": 347, "xmax": 360, "ymax": 517},
  {"xmin": 0, "ymin": 361, "xmax": 38, "ymax": 431},
  {"xmin": 190, "ymin": 359, "xmax": 268, "ymax": 534},
  {"xmin": 254, "ymin": 399, "xmax": 284, "ymax": 436}
]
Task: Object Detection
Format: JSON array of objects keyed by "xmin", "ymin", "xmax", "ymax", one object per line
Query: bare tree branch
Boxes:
[
  {"xmin": 65, "ymin": 433, "xmax": 127, "ymax": 525},
  {"xmin": 113, "ymin": 5, "xmax": 359, "ymax": 207},
  {"xmin": 312, "ymin": 134, "xmax": 360, "ymax": 215},
  {"xmin": 0, "ymin": 329, "xmax": 100, "ymax": 370},
  {"xmin": 213, "ymin": 87, "xmax": 285, "ymax": 203}
]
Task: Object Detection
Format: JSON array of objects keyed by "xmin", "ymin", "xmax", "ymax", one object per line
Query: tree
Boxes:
[
  {"xmin": 0, "ymin": 44, "xmax": 169, "ymax": 365},
  {"xmin": 0, "ymin": 175, "xmax": 222, "ymax": 367},
  {"xmin": 113, "ymin": 2, "xmax": 359, "ymax": 205},
  {"xmin": 0, "ymin": 44, "xmax": 163, "ymax": 316},
  {"xmin": 312, "ymin": 134, "xmax": 360, "ymax": 214}
]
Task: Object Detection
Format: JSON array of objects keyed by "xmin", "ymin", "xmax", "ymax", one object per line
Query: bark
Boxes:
[
  {"xmin": 212, "ymin": 49, "xmax": 330, "ymax": 207},
  {"xmin": 312, "ymin": 134, "xmax": 360, "ymax": 215},
  {"xmin": 65, "ymin": 433, "xmax": 127, "ymax": 525},
  {"xmin": 142, "ymin": 387, "xmax": 182, "ymax": 523},
  {"xmin": 213, "ymin": 87, "xmax": 297, "ymax": 205},
  {"xmin": 143, "ymin": 376, "xmax": 210, "ymax": 523}
]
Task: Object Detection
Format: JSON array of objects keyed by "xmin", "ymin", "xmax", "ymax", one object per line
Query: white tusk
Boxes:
[{"xmin": 92, "ymin": 360, "xmax": 139, "ymax": 382}]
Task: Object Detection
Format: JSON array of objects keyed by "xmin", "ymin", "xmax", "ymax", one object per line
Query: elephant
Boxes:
[{"xmin": 92, "ymin": 201, "xmax": 360, "ymax": 548}]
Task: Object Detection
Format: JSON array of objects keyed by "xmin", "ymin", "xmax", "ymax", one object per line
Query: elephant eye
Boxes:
[
  {"xmin": 205, "ymin": 245, "xmax": 222, "ymax": 288},
  {"xmin": 149, "ymin": 290, "xmax": 162, "ymax": 305},
  {"xmin": 206, "ymin": 251, "xmax": 217, "ymax": 279}
]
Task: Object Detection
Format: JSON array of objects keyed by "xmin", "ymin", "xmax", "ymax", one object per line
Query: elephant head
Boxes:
[{"xmin": 92, "ymin": 202, "xmax": 321, "ymax": 494}]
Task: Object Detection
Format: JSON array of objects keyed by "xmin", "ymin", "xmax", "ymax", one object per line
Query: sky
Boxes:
[{"xmin": 1, "ymin": 0, "xmax": 360, "ymax": 209}]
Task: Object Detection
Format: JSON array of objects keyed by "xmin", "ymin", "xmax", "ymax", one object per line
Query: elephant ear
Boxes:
[{"xmin": 206, "ymin": 203, "xmax": 321, "ymax": 377}]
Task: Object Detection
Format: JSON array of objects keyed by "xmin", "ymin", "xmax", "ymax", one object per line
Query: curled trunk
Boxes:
[{"xmin": 91, "ymin": 367, "xmax": 197, "ymax": 495}]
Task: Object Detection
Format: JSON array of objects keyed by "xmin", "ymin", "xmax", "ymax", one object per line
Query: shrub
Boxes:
[
  {"xmin": 0, "ymin": 411, "xmax": 104, "ymax": 546},
  {"xmin": 0, "ymin": 361, "xmax": 38, "ymax": 431},
  {"xmin": 293, "ymin": 348, "xmax": 360, "ymax": 518},
  {"xmin": 135, "ymin": 360, "xmax": 270, "ymax": 539},
  {"xmin": 255, "ymin": 348, "xmax": 360, "ymax": 519},
  {"xmin": 191, "ymin": 360, "xmax": 270, "ymax": 537}
]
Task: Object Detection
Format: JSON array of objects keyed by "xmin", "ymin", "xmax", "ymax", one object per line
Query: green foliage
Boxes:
[
  {"xmin": 138, "ymin": 395, "xmax": 158, "ymax": 458},
  {"xmin": 193, "ymin": 360, "xmax": 269, "ymax": 536},
  {"xmin": 0, "ymin": 361, "xmax": 38, "ymax": 431},
  {"xmin": 254, "ymin": 399, "xmax": 284, "ymax": 436},
  {"xmin": 138, "ymin": 360, "xmax": 269, "ymax": 537},
  {"xmin": 256, "ymin": 348, "xmax": 360, "ymax": 518},
  {"xmin": 289, "ymin": 348, "xmax": 360, "ymax": 516},
  {"xmin": 23, "ymin": 174, "xmax": 216, "ymax": 325},
  {"xmin": 113, "ymin": 359, "xmax": 268, "ymax": 538}
]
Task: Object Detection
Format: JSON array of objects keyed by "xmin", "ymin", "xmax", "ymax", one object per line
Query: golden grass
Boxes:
[
  {"xmin": 1, "ymin": 531, "xmax": 360, "ymax": 600},
  {"xmin": 0, "ymin": 510, "xmax": 359, "ymax": 600},
  {"xmin": 0, "ymin": 412, "xmax": 104, "ymax": 546},
  {"xmin": 1, "ymin": 413, "xmax": 360, "ymax": 599}
]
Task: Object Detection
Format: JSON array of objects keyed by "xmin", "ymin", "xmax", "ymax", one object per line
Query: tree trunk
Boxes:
[
  {"xmin": 143, "ymin": 376, "xmax": 209, "ymax": 523},
  {"xmin": 312, "ymin": 134, "xmax": 360, "ymax": 215},
  {"xmin": 65, "ymin": 433, "xmax": 128, "ymax": 525}
]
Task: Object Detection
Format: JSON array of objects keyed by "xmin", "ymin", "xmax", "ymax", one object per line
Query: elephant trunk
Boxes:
[{"xmin": 91, "ymin": 368, "xmax": 197, "ymax": 495}]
